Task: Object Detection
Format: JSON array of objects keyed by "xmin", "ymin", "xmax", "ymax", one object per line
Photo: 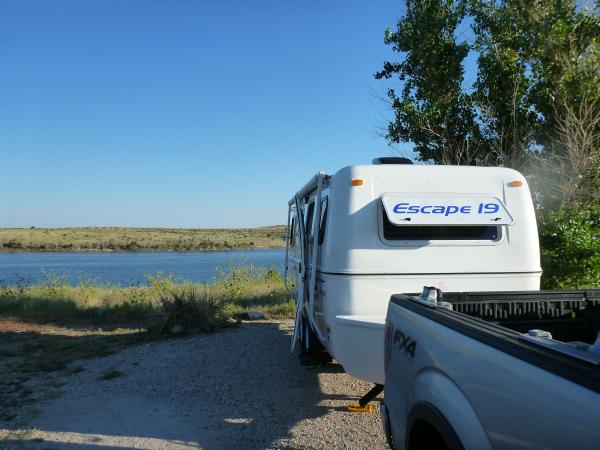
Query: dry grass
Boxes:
[
  {"xmin": 0, "ymin": 266, "xmax": 295, "ymax": 322},
  {"xmin": 0, "ymin": 225, "xmax": 286, "ymax": 252}
]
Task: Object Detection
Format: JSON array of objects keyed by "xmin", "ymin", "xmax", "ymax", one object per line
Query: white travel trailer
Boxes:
[{"xmin": 285, "ymin": 158, "xmax": 541, "ymax": 384}]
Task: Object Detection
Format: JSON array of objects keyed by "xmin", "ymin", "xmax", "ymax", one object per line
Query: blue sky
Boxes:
[{"xmin": 1, "ymin": 0, "xmax": 408, "ymax": 228}]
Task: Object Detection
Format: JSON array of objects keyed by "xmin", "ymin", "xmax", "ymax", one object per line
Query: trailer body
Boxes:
[{"xmin": 286, "ymin": 162, "xmax": 541, "ymax": 383}]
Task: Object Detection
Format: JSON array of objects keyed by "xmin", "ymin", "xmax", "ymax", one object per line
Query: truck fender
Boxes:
[{"xmin": 408, "ymin": 369, "xmax": 492, "ymax": 450}]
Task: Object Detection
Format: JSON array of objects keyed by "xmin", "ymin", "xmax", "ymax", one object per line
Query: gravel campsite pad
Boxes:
[{"xmin": 1, "ymin": 320, "xmax": 388, "ymax": 449}]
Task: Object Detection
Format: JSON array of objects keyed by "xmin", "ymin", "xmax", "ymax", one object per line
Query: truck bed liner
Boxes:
[{"xmin": 440, "ymin": 289, "xmax": 600, "ymax": 343}]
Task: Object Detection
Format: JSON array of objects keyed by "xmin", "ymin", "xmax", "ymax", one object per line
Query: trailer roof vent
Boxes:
[{"xmin": 372, "ymin": 157, "xmax": 413, "ymax": 165}]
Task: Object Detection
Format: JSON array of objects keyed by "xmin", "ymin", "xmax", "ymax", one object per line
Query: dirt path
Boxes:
[{"xmin": 1, "ymin": 320, "xmax": 388, "ymax": 449}]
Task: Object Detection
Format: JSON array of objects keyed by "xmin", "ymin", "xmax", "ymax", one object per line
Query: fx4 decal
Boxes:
[
  {"xmin": 385, "ymin": 322, "xmax": 417, "ymax": 363},
  {"xmin": 394, "ymin": 328, "xmax": 417, "ymax": 359}
]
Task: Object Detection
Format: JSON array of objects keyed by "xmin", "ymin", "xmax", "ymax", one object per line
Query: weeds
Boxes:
[
  {"xmin": 0, "ymin": 265, "xmax": 293, "ymax": 322},
  {"xmin": 153, "ymin": 285, "xmax": 236, "ymax": 334}
]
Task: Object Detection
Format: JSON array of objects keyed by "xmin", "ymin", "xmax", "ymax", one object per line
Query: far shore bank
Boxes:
[
  {"xmin": 0, "ymin": 245, "xmax": 285, "ymax": 254},
  {"xmin": 0, "ymin": 226, "xmax": 286, "ymax": 253}
]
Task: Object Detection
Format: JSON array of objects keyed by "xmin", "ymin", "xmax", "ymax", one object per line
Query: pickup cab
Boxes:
[{"xmin": 381, "ymin": 287, "xmax": 600, "ymax": 450}]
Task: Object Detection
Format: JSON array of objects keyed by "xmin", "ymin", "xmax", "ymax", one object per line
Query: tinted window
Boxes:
[
  {"xmin": 305, "ymin": 202, "xmax": 315, "ymax": 238},
  {"xmin": 382, "ymin": 210, "xmax": 500, "ymax": 241}
]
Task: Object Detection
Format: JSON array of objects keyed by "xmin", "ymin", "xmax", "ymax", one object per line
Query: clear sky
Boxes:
[{"xmin": 1, "ymin": 0, "xmax": 407, "ymax": 228}]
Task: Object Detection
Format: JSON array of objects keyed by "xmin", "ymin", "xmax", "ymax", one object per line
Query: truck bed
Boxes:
[
  {"xmin": 439, "ymin": 289, "xmax": 600, "ymax": 344},
  {"xmin": 391, "ymin": 289, "xmax": 600, "ymax": 392}
]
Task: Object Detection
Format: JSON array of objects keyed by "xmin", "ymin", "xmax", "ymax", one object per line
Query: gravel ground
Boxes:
[{"xmin": 1, "ymin": 320, "xmax": 388, "ymax": 449}]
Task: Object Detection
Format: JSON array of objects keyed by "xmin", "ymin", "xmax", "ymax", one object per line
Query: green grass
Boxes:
[
  {"xmin": 0, "ymin": 265, "xmax": 295, "ymax": 322},
  {"xmin": 0, "ymin": 225, "xmax": 286, "ymax": 252}
]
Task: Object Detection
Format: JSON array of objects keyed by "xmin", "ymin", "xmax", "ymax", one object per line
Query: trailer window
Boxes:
[
  {"xmin": 289, "ymin": 217, "xmax": 296, "ymax": 246},
  {"xmin": 305, "ymin": 202, "xmax": 315, "ymax": 238},
  {"xmin": 382, "ymin": 210, "xmax": 500, "ymax": 241},
  {"xmin": 318, "ymin": 198, "xmax": 328, "ymax": 245}
]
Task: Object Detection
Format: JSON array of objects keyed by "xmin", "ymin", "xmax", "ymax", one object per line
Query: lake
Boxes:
[{"xmin": 0, "ymin": 249, "xmax": 286, "ymax": 287}]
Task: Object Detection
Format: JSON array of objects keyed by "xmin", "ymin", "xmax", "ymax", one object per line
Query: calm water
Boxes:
[{"xmin": 0, "ymin": 249, "xmax": 285, "ymax": 287}]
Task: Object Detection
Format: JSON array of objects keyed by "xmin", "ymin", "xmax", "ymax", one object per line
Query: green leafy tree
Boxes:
[
  {"xmin": 538, "ymin": 205, "xmax": 600, "ymax": 288},
  {"xmin": 375, "ymin": 0, "xmax": 485, "ymax": 165},
  {"xmin": 377, "ymin": 0, "xmax": 600, "ymax": 170},
  {"xmin": 472, "ymin": 0, "xmax": 600, "ymax": 162},
  {"xmin": 470, "ymin": 0, "xmax": 540, "ymax": 168}
]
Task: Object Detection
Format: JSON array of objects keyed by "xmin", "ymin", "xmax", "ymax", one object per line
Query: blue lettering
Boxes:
[
  {"xmin": 392, "ymin": 202, "xmax": 498, "ymax": 217},
  {"xmin": 445, "ymin": 206, "xmax": 459, "ymax": 216},
  {"xmin": 484, "ymin": 203, "xmax": 499, "ymax": 214},
  {"xmin": 393, "ymin": 203, "xmax": 408, "ymax": 213}
]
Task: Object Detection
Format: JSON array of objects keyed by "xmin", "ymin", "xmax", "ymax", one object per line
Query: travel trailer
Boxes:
[{"xmin": 285, "ymin": 158, "xmax": 541, "ymax": 384}]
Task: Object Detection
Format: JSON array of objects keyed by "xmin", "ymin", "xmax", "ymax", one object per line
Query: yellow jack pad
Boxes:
[{"xmin": 347, "ymin": 403, "xmax": 374, "ymax": 413}]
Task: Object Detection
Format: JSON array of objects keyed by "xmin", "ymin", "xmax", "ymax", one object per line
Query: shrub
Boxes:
[
  {"xmin": 2, "ymin": 240, "xmax": 22, "ymax": 249},
  {"xmin": 145, "ymin": 271, "xmax": 177, "ymax": 297},
  {"xmin": 538, "ymin": 204, "xmax": 600, "ymax": 289},
  {"xmin": 39, "ymin": 271, "xmax": 70, "ymax": 298},
  {"xmin": 264, "ymin": 268, "xmax": 282, "ymax": 285},
  {"xmin": 152, "ymin": 285, "xmax": 235, "ymax": 334}
]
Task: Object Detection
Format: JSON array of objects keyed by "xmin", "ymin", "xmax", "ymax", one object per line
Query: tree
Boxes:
[
  {"xmin": 535, "ymin": 93, "xmax": 600, "ymax": 209},
  {"xmin": 375, "ymin": 0, "xmax": 484, "ymax": 165},
  {"xmin": 470, "ymin": 0, "xmax": 540, "ymax": 168},
  {"xmin": 376, "ymin": 0, "xmax": 600, "ymax": 172}
]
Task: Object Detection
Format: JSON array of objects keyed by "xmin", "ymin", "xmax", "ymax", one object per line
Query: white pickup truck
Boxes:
[{"xmin": 380, "ymin": 287, "xmax": 600, "ymax": 450}]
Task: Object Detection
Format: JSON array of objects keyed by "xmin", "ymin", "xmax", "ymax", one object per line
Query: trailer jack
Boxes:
[{"xmin": 347, "ymin": 384, "xmax": 384, "ymax": 413}]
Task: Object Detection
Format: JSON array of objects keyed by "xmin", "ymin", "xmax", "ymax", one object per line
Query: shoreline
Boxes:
[
  {"xmin": 0, "ymin": 245, "xmax": 285, "ymax": 254},
  {"xmin": 0, "ymin": 226, "xmax": 287, "ymax": 254}
]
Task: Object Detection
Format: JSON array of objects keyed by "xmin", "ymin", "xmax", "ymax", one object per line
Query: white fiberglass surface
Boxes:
[
  {"xmin": 318, "ymin": 165, "xmax": 540, "ymax": 275},
  {"xmin": 316, "ymin": 272, "xmax": 541, "ymax": 383}
]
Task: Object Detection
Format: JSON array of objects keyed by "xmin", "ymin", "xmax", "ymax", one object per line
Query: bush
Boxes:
[
  {"xmin": 538, "ymin": 204, "xmax": 600, "ymax": 289},
  {"xmin": 2, "ymin": 240, "xmax": 22, "ymax": 249},
  {"xmin": 152, "ymin": 285, "xmax": 235, "ymax": 334}
]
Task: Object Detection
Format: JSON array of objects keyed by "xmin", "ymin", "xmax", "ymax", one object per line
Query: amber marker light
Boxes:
[
  {"xmin": 351, "ymin": 179, "xmax": 364, "ymax": 186},
  {"xmin": 508, "ymin": 180, "xmax": 524, "ymax": 187}
]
